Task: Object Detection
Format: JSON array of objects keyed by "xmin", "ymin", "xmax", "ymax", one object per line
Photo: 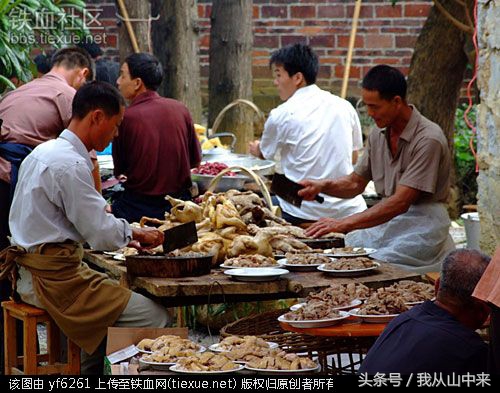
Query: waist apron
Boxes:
[
  {"xmin": 0, "ymin": 242, "xmax": 131, "ymax": 354},
  {"xmin": 345, "ymin": 202, "xmax": 455, "ymax": 274}
]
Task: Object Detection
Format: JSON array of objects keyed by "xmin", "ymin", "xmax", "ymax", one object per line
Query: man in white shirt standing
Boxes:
[{"xmin": 249, "ymin": 43, "xmax": 366, "ymax": 225}]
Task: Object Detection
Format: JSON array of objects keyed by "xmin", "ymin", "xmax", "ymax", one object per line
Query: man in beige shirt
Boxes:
[{"xmin": 299, "ymin": 65, "xmax": 455, "ymax": 272}]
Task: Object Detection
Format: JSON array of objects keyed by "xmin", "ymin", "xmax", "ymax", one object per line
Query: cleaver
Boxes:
[
  {"xmin": 271, "ymin": 173, "xmax": 324, "ymax": 208},
  {"xmin": 163, "ymin": 221, "xmax": 198, "ymax": 253}
]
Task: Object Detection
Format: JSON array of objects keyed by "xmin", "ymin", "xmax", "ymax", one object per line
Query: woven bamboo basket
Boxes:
[
  {"xmin": 210, "ymin": 99, "xmax": 265, "ymax": 137},
  {"xmin": 207, "ymin": 165, "xmax": 280, "ymax": 216}
]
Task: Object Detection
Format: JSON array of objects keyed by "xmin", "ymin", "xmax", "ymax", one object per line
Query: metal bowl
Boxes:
[
  {"xmin": 201, "ymin": 153, "xmax": 276, "ymax": 176},
  {"xmin": 191, "ymin": 173, "xmax": 247, "ymax": 192}
]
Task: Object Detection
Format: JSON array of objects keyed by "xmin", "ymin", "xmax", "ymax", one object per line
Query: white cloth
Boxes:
[
  {"xmin": 345, "ymin": 202, "xmax": 456, "ymax": 273},
  {"xmin": 9, "ymin": 129, "xmax": 132, "ymax": 252},
  {"xmin": 260, "ymin": 84, "xmax": 366, "ymax": 220}
]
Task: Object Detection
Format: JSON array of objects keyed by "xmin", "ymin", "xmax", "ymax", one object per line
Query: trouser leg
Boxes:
[{"xmin": 80, "ymin": 292, "xmax": 170, "ymax": 374}]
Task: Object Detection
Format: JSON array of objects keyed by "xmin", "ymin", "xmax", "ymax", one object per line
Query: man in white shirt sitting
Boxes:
[{"xmin": 249, "ymin": 43, "xmax": 366, "ymax": 226}]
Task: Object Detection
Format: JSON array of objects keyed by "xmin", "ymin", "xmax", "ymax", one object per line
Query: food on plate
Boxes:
[
  {"xmin": 192, "ymin": 162, "xmax": 236, "ymax": 176},
  {"xmin": 223, "ymin": 254, "xmax": 278, "ymax": 268},
  {"xmin": 358, "ymin": 288, "xmax": 409, "ymax": 315},
  {"xmin": 329, "ymin": 246, "xmax": 366, "ymax": 254},
  {"xmin": 284, "ymin": 253, "xmax": 331, "ymax": 265},
  {"xmin": 226, "ymin": 232, "xmax": 274, "ymax": 257},
  {"xmin": 269, "ymin": 234, "xmax": 312, "ymax": 254},
  {"xmin": 225, "ymin": 347, "xmax": 273, "ymax": 363},
  {"xmin": 283, "ymin": 301, "xmax": 341, "ymax": 321},
  {"xmin": 307, "ymin": 283, "xmax": 370, "ymax": 305},
  {"xmin": 322, "ymin": 257, "xmax": 377, "ymax": 270},
  {"xmin": 138, "ymin": 335, "xmax": 202, "ymax": 363},
  {"xmin": 387, "ymin": 280, "xmax": 435, "ymax": 303},
  {"xmin": 217, "ymin": 335, "xmax": 272, "ymax": 351},
  {"xmin": 175, "ymin": 352, "xmax": 239, "ymax": 372},
  {"xmin": 246, "ymin": 349, "xmax": 317, "ymax": 371}
]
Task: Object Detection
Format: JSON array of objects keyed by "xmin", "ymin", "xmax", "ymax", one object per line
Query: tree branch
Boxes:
[{"xmin": 433, "ymin": 0, "xmax": 474, "ymax": 35}]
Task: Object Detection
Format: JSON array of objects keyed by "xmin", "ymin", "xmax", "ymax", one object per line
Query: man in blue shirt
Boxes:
[{"xmin": 359, "ymin": 249, "xmax": 490, "ymax": 374}]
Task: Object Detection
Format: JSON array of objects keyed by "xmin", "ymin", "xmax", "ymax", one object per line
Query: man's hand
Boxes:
[
  {"xmin": 305, "ymin": 217, "xmax": 350, "ymax": 238},
  {"xmin": 248, "ymin": 140, "xmax": 262, "ymax": 158},
  {"xmin": 131, "ymin": 227, "xmax": 164, "ymax": 249},
  {"xmin": 298, "ymin": 179, "xmax": 325, "ymax": 201}
]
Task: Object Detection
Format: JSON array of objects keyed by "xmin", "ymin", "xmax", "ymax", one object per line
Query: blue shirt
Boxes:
[{"xmin": 359, "ymin": 301, "xmax": 488, "ymax": 374}]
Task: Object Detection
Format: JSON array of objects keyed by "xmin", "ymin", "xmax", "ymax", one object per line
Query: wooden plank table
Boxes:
[{"xmin": 84, "ymin": 250, "xmax": 421, "ymax": 307}]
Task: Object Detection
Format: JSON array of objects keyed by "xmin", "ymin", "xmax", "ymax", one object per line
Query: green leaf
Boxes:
[{"xmin": 0, "ymin": 74, "xmax": 15, "ymax": 89}]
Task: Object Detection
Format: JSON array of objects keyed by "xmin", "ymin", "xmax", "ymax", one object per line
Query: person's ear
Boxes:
[
  {"xmin": 293, "ymin": 72, "xmax": 305, "ymax": 88},
  {"xmin": 393, "ymin": 95, "xmax": 404, "ymax": 107},
  {"xmin": 90, "ymin": 109, "xmax": 105, "ymax": 125},
  {"xmin": 81, "ymin": 68, "xmax": 90, "ymax": 81},
  {"xmin": 134, "ymin": 77, "xmax": 143, "ymax": 92}
]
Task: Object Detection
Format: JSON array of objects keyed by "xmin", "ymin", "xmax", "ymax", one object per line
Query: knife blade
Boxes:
[
  {"xmin": 163, "ymin": 221, "xmax": 198, "ymax": 253},
  {"xmin": 271, "ymin": 173, "xmax": 324, "ymax": 208}
]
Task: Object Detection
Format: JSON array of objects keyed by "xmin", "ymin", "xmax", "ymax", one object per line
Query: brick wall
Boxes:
[{"xmin": 87, "ymin": 0, "xmax": 432, "ymax": 109}]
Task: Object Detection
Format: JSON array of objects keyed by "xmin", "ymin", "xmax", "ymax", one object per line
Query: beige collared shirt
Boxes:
[{"xmin": 355, "ymin": 106, "xmax": 450, "ymax": 203}]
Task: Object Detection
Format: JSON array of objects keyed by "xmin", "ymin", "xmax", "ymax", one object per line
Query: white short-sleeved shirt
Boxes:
[{"xmin": 260, "ymin": 84, "xmax": 367, "ymax": 220}]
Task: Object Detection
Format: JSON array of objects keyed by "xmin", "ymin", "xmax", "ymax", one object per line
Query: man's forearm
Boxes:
[{"xmin": 322, "ymin": 174, "xmax": 365, "ymax": 199}]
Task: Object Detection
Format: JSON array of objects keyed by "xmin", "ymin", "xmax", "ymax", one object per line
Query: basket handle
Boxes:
[
  {"xmin": 207, "ymin": 165, "xmax": 273, "ymax": 210},
  {"xmin": 210, "ymin": 99, "xmax": 265, "ymax": 136}
]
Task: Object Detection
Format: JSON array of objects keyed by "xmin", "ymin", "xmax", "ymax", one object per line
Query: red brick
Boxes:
[
  {"xmin": 373, "ymin": 57, "xmax": 400, "ymax": 65},
  {"xmin": 334, "ymin": 65, "xmax": 361, "ymax": 79},
  {"xmin": 254, "ymin": 35, "xmax": 279, "ymax": 48},
  {"xmin": 297, "ymin": 26, "xmax": 324, "ymax": 35},
  {"xmin": 261, "ymin": 5, "xmax": 287, "ymax": 18},
  {"xmin": 310, "ymin": 35, "xmax": 335, "ymax": 47},
  {"xmin": 396, "ymin": 35, "xmax": 417, "ymax": 48},
  {"xmin": 253, "ymin": 5, "xmax": 259, "ymax": 19},
  {"xmin": 337, "ymin": 35, "xmax": 364, "ymax": 49},
  {"xmin": 274, "ymin": 20, "xmax": 302, "ymax": 27},
  {"xmin": 199, "ymin": 34, "xmax": 210, "ymax": 48},
  {"xmin": 381, "ymin": 27, "xmax": 409, "ymax": 34},
  {"xmin": 253, "ymin": 50, "xmax": 270, "ymax": 57},
  {"xmin": 346, "ymin": 4, "xmax": 373, "ymax": 18},
  {"xmin": 365, "ymin": 34, "xmax": 394, "ymax": 49},
  {"xmin": 317, "ymin": 66, "xmax": 331, "ymax": 79},
  {"xmin": 103, "ymin": 33, "xmax": 117, "ymax": 48},
  {"xmin": 303, "ymin": 20, "xmax": 332, "ymax": 26},
  {"xmin": 281, "ymin": 35, "xmax": 308, "ymax": 46},
  {"xmin": 405, "ymin": 3, "xmax": 432, "ymax": 17},
  {"xmin": 253, "ymin": 66, "xmax": 273, "ymax": 79},
  {"xmin": 375, "ymin": 4, "xmax": 403, "ymax": 18},
  {"xmin": 317, "ymin": 5, "xmax": 345, "ymax": 19},
  {"xmin": 291, "ymin": 6, "xmax": 316, "ymax": 18}
]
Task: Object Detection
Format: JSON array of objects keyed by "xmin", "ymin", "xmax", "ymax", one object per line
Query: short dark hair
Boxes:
[
  {"xmin": 51, "ymin": 47, "xmax": 94, "ymax": 80},
  {"xmin": 270, "ymin": 43, "xmax": 319, "ymax": 85},
  {"xmin": 438, "ymin": 249, "xmax": 491, "ymax": 305},
  {"xmin": 362, "ymin": 65, "xmax": 407, "ymax": 101},
  {"xmin": 72, "ymin": 81, "xmax": 125, "ymax": 120},
  {"xmin": 34, "ymin": 53, "xmax": 52, "ymax": 74},
  {"xmin": 125, "ymin": 52, "xmax": 163, "ymax": 91},
  {"xmin": 77, "ymin": 41, "xmax": 103, "ymax": 59}
]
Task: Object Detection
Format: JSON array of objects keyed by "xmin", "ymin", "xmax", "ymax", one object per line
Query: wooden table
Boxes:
[
  {"xmin": 280, "ymin": 317, "xmax": 388, "ymax": 374},
  {"xmin": 84, "ymin": 250, "xmax": 421, "ymax": 307}
]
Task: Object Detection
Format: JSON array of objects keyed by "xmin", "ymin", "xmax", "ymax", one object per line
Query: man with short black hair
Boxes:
[
  {"xmin": 249, "ymin": 43, "xmax": 366, "ymax": 225},
  {"xmin": 0, "ymin": 46, "xmax": 95, "ymax": 250},
  {"xmin": 1, "ymin": 81, "xmax": 168, "ymax": 374},
  {"xmin": 300, "ymin": 65, "xmax": 455, "ymax": 272},
  {"xmin": 359, "ymin": 249, "xmax": 490, "ymax": 374},
  {"xmin": 112, "ymin": 52, "xmax": 201, "ymax": 223}
]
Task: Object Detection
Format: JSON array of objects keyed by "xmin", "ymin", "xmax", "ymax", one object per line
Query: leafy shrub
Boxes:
[{"xmin": 454, "ymin": 104, "xmax": 477, "ymax": 206}]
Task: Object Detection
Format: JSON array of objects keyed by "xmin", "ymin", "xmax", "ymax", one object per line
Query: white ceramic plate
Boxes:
[
  {"xmin": 103, "ymin": 251, "xmax": 121, "ymax": 256},
  {"xmin": 323, "ymin": 247, "xmax": 377, "ymax": 257},
  {"xmin": 277, "ymin": 257, "xmax": 331, "ymax": 271},
  {"xmin": 209, "ymin": 341, "xmax": 279, "ymax": 353},
  {"xmin": 348, "ymin": 308, "xmax": 398, "ymax": 323},
  {"xmin": 219, "ymin": 263, "xmax": 279, "ymax": 269},
  {"xmin": 139, "ymin": 358, "xmax": 176, "ymax": 370},
  {"xmin": 113, "ymin": 254, "xmax": 126, "ymax": 261},
  {"xmin": 224, "ymin": 268, "xmax": 289, "ymax": 282},
  {"xmin": 244, "ymin": 363, "xmax": 320, "ymax": 374},
  {"xmin": 277, "ymin": 310, "xmax": 350, "ymax": 328},
  {"xmin": 317, "ymin": 261, "xmax": 380, "ymax": 277},
  {"xmin": 290, "ymin": 299, "xmax": 362, "ymax": 312},
  {"xmin": 169, "ymin": 364, "xmax": 244, "ymax": 374}
]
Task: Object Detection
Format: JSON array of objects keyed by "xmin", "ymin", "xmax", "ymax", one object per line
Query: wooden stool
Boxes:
[{"xmin": 2, "ymin": 301, "xmax": 80, "ymax": 375}]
